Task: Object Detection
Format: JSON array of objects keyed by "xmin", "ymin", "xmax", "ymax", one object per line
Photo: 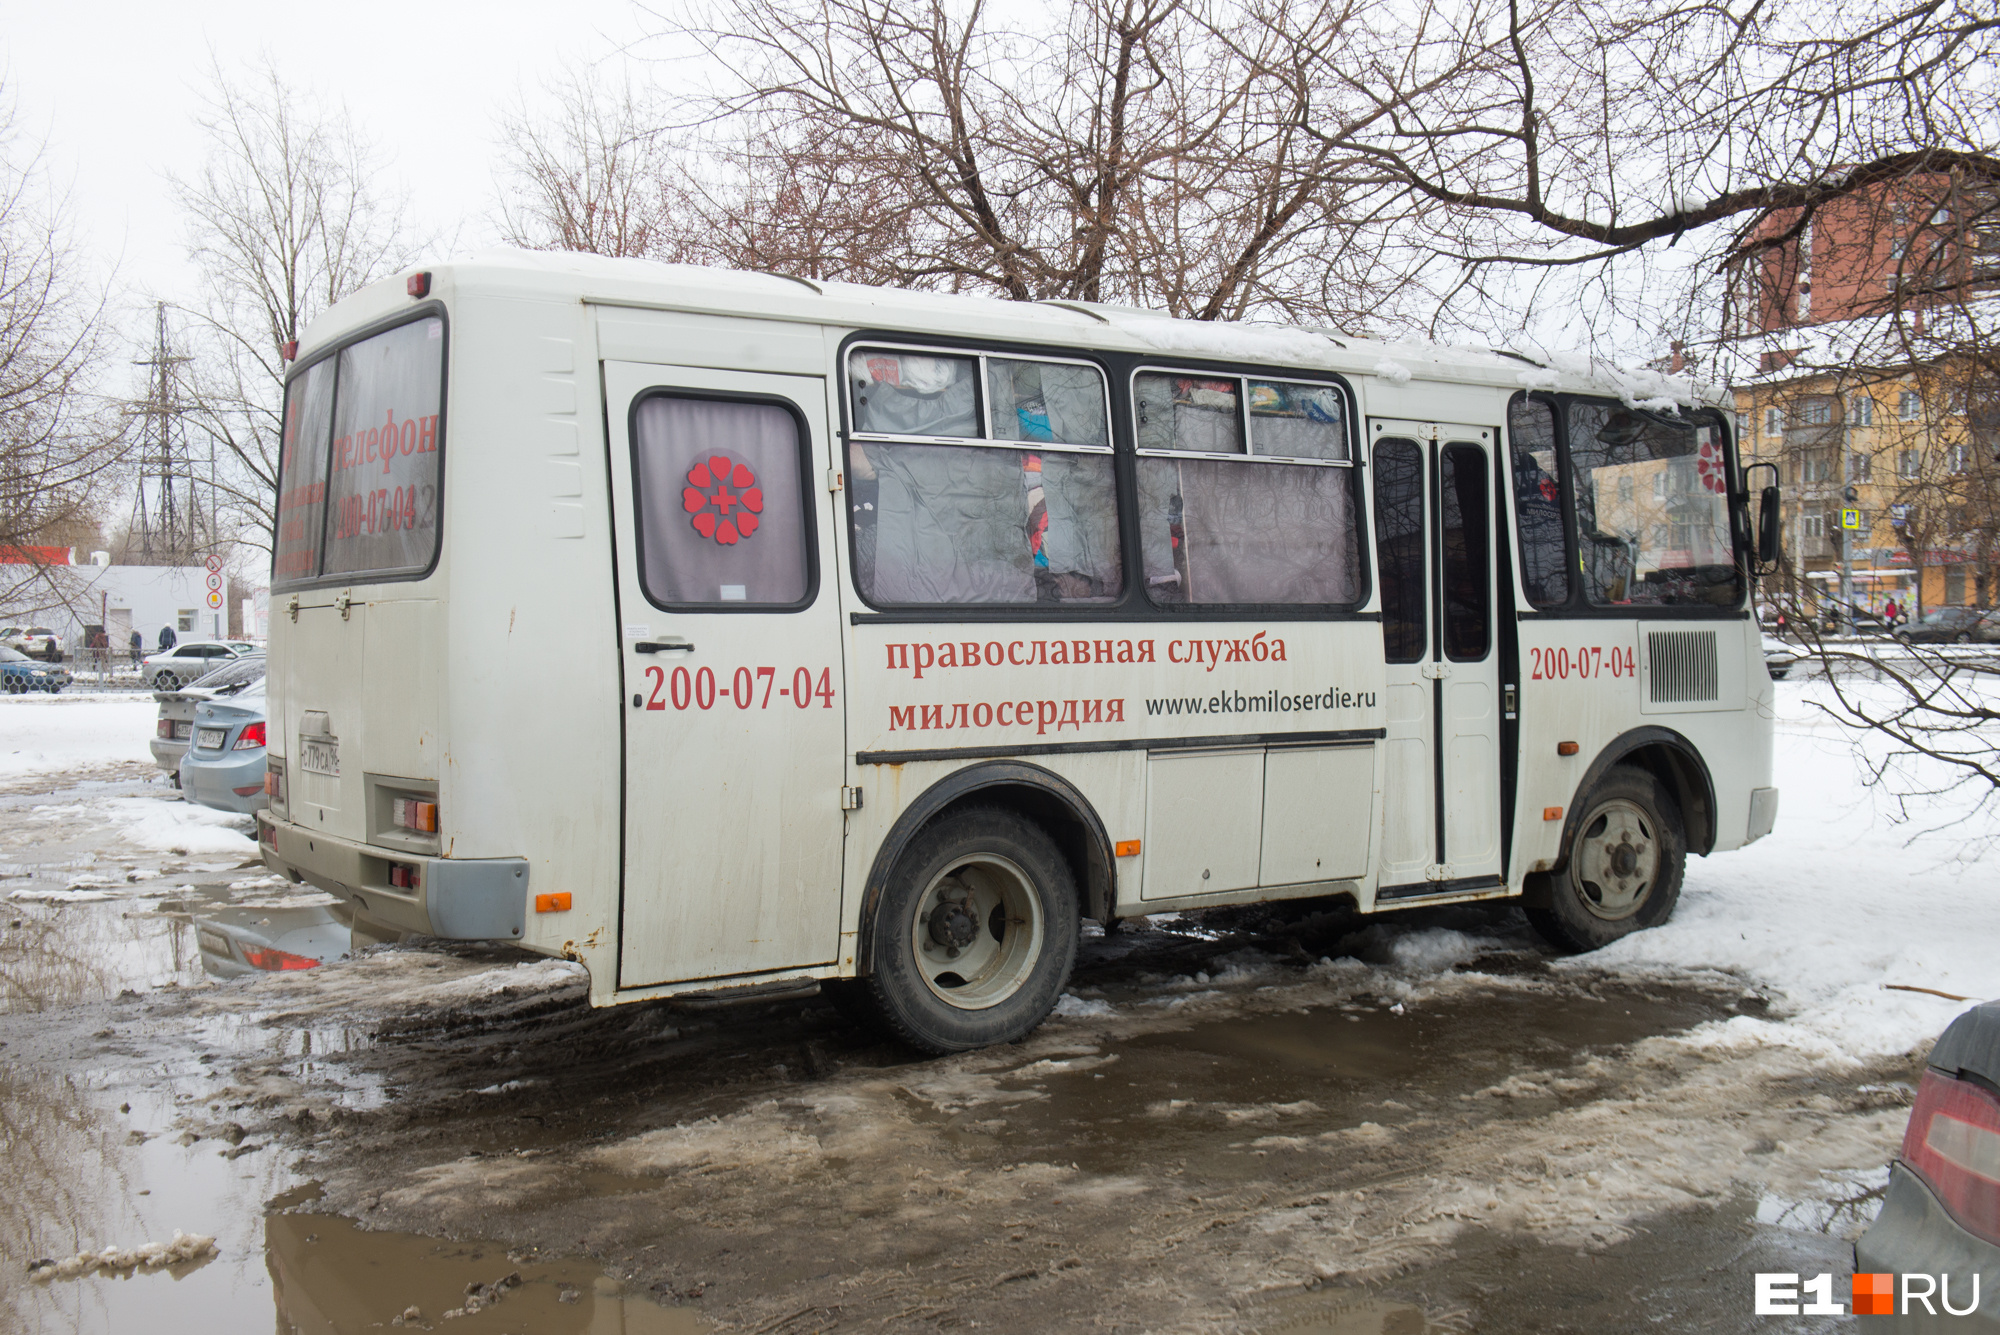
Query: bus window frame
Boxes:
[
  {"xmin": 1510, "ymin": 390, "xmax": 1748, "ymax": 620},
  {"xmin": 271, "ymin": 303, "xmax": 451, "ymax": 594},
  {"xmin": 625, "ymin": 386, "xmax": 823, "ymax": 615}
]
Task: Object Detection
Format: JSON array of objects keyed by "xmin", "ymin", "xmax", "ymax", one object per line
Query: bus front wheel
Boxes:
[
  {"xmin": 864, "ymin": 806, "xmax": 1079, "ymax": 1054},
  {"xmin": 1526, "ymin": 765, "xmax": 1685, "ymax": 953}
]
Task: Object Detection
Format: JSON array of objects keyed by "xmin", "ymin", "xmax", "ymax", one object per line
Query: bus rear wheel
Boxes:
[
  {"xmin": 1526, "ymin": 765, "xmax": 1684, "ymax": 953},
  {"xmin": 864, "ymin": 806, "xmax": 1078, "ymax": 1054}
]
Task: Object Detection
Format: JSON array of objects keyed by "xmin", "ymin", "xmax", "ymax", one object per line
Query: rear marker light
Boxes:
[
  {"xmin": 1115, "ymin": 840, "xmax": 1141, "ymax": 857},
  {"xmin": 535, "ymin": 893, "xmax": 572, "ymax": 913},
  {"xmin": 1544, "ymin": 806, "xmax": 1564, "ymax": 821},
  {"xmin": 407, "ymin": 271, "xmax": 431, "ymax": 298},
  {"xmin": 389, "ymin": 864, "xmax": 417, "ymax": 890},
  {"xmin": 233, "ymin": 784, "xmax": 265, "ymax": 797},
  {"xmin": 234, "ymin": 721, "xmax": 267, "ymax": 750},
  {"xmin": 393, "ymin": 798, "xmax": 438, "ymax": 833},
  {"xmin": 1557, "ymin": 741, "xmax": 1579, "ymax": 756},
  {"xmin": 1903, "ymin": 1068, "xmax": 2000, "ymax": 1246}
]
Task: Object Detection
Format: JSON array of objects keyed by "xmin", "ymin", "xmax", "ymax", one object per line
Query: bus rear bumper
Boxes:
[{"xmin": 256, "ymin": 813, "xmax": 528, "ymax": 942}]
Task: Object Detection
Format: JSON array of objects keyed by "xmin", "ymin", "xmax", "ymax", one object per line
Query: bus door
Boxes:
[
  {"xmin": 605, "ymin": 363, "xmax": 848, "ymax": 988},
  {"xmin": 1368, "ymin": 420, "xmax": 1502, "ymax": 894}
]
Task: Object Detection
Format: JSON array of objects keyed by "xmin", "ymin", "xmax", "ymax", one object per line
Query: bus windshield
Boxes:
[{"xmin": 1565, "ymin": 403, "xmax": 1740, "ymax": 608}]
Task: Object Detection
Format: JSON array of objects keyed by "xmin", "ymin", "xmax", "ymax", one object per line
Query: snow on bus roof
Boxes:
[{"xmin": 314, "ymin": 248, "xmax": 1722, "ymax": 412}]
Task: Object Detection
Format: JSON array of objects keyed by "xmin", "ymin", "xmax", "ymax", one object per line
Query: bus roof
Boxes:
[{"xmin": 304, "ymin": 248, "xmax": 1726, "ymax": 415}]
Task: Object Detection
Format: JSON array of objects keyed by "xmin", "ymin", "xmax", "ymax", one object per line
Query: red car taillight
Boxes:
[
  {"xmin": 241, "ymin": 945, "xmax": 320, "ymax": 971},
  {"xmin": 1902, "ymin": 1067, "xmax": 2000, "ymax": 1246},
  {"xmin": 157, "ymin": 718, "xmax": 173, "ymax": 739},
  {"xmin": 234, "ymin": 721, "xmax": 267, "ymax": 750}
]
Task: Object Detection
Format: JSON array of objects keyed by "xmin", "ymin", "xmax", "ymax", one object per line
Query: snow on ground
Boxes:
[
  {"xmin": 1578, "ymin": 673, "xmax": 2000, "ymax": 1063},
  {"xmin": 99, "ymin": 795, "xmax": 256, "ymax": 857},
  {"xmin": 0, "ymin": 695, "xmax": 156, "ymax": 782}
]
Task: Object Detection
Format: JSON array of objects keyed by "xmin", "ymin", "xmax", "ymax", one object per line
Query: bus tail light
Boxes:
[
  {"xmin": 393, "ymin": 798, "xmax": 438, "ymax": 833},
  {"xmin": 389, "ymin": 863, "xmax": 418, "ymax": 890},
  {"xmin": 265, "ymin": 759, "xmax": 286, "ymax": 809},
  {"xmin": 234, "ymin": 722, "xmax": 267, "ymax": 750},
  {"xmin": 1901, "ymin": 1067, "xmax": 2000, "ymax": 1246}
]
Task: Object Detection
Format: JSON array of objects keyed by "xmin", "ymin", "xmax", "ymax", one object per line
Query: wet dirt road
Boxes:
[{"xmin": 1, "ymin": 765, "xmax": 1896, "ymax": 1334}]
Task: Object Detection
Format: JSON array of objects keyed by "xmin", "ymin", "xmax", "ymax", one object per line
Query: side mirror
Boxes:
[{"xmin": 1757, "ymin": 485, "xmax": 1782, "ymax": 568}]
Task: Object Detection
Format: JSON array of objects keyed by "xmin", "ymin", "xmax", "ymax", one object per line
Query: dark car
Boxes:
[
  {"xmin": 1899, "ymin": 607, "xmax": 2000, "ymax": 645},
  {"xmin": 1854, "ymin": 999, "xmax": 2000, "ymax": 1328},
  {"xmin": 0, "ymin": 645, "xmax": 69, "ymax": 693}
]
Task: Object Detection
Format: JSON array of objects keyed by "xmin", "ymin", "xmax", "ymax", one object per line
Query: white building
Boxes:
[{"xmin": 1, "ymin": 552, "xmax": 251, "ymax": 653}]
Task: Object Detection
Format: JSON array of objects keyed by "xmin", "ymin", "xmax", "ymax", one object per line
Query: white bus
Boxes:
[{"xmin": 257, "ymin": 253, "xmax": 1781, "ymax": 1052}]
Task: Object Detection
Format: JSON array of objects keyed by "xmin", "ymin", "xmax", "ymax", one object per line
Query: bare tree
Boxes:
[
  {"xmin": 168, "ymin": 57, "xmax": 422, "ymax": 555},
  {"xmin": 498, "ymin": 68, "xmax": 702, "ymax": 261},
  {"xmin": 0, "ymin": 88, "xmax": 125, "ymax": 620}
]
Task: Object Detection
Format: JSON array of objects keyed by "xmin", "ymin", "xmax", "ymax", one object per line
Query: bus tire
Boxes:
[
  {"xmin": 1526, "ymin": 765, "xmax": 1684, "ymax": 953},
  {"xmin": 865, "ymin": 806, "xmax": 1078, "ymax": 1055}
]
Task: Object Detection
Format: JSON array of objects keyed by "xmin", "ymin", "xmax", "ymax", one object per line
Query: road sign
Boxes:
[
  {"xmin": 1841, "ymin": 508, "xmax": 1861, "ymax": 530},
  {"xmin": 206, "ymin": 590, "xmax": 223, "ymax": 609},
  {"xmin": 205, "ymin": 572, "xmax": 223, "ymax": 591},
  {"xmin": 204, "ymin": 554, "xmax": 223, "ymax": 574}
]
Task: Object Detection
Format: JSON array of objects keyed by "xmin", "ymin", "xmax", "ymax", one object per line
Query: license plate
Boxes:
[
  {"xmin": 197, "ymin": 727, "xmax": 227, "ymax": 750},
  {"xmin": 299, "ymin": 736, "xmax": 340, "ymax": 777},
  {"xmin": 174, "ymin": 721, "xmax": 192, "ymax": 739},
  {"xmin": 197, "ymin": 928, "xmax": 233, "ymax": 959}
]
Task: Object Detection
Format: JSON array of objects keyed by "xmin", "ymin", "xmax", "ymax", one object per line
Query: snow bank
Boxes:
[
  {"xmin": 0, "ymin": 696, "xmax": 156, "ymax": 781},
  {"xmin": 1577, "ymin": 676, "xmax": 2000, "ymax": 1062},
  {"xmin": 104, "ymin": 796, "xmax": 257, "ymax": 856}
]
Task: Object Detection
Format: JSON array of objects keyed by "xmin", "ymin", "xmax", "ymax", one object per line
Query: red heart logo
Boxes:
[
  {"xmin": 682, "ymin": 487, "xmax": 705, "ymax": 513},
  {"xmin": 716, "ymin": 520, "xmax": 740, "ymax": 544},
  {"xmin": 741, "ymin": 487, "xmax": 764, "ymax": 513},
  {"xmin": 709, "ymin": 455, "xmax": 733, "ymax": 484},
  {"xmin": 737, "ymin": 512, "xmax": 760, "ymax": 537},
  {"xmin": 692, "ymin": 512, "xmax": 717, "ymax": 538},
  {"xmin": 687, "ymin": 462, "xmax": 712, "ymax": 488},
  {"xmin": 732, "ymin": 463, "xmax": 755, "ymax": 488}
]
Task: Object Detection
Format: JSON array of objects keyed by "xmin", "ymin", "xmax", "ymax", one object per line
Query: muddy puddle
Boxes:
[
  {"xmin": 953, "ymin": 980, "xmax": 1733, "ymax": 1179},
  {"xmin": 0, "ymin": 1063, "xmax": 709, "ymax": 1334}
]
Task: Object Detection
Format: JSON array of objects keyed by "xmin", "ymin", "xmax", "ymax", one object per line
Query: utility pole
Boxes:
[
  {"xmin": 1839, "ymin": 395, "xmax": 1855, "ymax": 628},
  {"xmin": 127, "ymin": 304, "xmax": 201, "ymax": 564}
]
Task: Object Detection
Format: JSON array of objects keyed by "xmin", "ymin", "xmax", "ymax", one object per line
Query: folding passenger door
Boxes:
[
  {"xmin": 1369, "ymin": 420, "xmax": 1503, "ymax": 896},
  {"xmin": 606, "ymin": 363, "xmax": 848, "ymax": 988}
]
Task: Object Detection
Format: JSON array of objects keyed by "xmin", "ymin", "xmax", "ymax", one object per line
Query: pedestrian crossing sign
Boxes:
[{"xmin": 1841, "ymin": 508, "xmax": 1860, "ymax": 530}]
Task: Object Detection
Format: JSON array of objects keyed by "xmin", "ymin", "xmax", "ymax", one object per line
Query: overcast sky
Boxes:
[{"xmin": 4, "ymin": 0, "xmax": 656, "ymax": 345}]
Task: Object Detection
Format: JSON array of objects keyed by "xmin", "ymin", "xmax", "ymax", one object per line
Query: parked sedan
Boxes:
[
  {"xmin": 0, "ymin": 645, "xmax": 69, "ymax": 693},
  {"xmin": 143, "ymin": 640, "xmax": 258, "ymax": 690},
  {"xmin": 178, "ymin": 680, "xmax": 268, "ymax": 813},
  {"xmin": 1761, "ymin": 634, "xmax": 1801, "ymax": 681},
  {"xmin": 1899, "ymin": 606, "xmax": 2000, "ymax": 645},
  {"xmin": 1855, "ymin": 999, "xmax": 2000, "ymax": 1327},
  {"xmin": 151, "ymin": 654, "xmax": 266, "ymax": 779}
]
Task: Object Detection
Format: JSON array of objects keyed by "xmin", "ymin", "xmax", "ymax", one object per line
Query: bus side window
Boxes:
[
  {"xmin": 632, "ymin": 395, "xmax": 813, "ymax": 608},
  {"xmin": 847, "ymin": 350, "xmax": 1121, "ymax": 607},
  {"xmin": 1507, "ymin": 396, "xmax": 1571, "ymax": 609},
  {"xmin": 1135, "ymin": 371, "xmax": 1361, "ymax": 606},
  {"xmin": 1372, "ymin": 439, "xmax": 1425, "ymax": 662}
]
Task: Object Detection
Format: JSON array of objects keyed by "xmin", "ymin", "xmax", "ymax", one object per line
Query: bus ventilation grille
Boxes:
[{"xmin": 1646, "ymin": 631, "xmax": 1719, "ymax": 703}]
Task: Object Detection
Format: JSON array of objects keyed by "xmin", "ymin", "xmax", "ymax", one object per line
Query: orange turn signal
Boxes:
[
  {"xmin": 1543, "ymin": 806, "xmax": 1564, "ymax": 822},
  {"xmin": 534, "ymin": 892, "xmax": 572, "ymax": 913},
  {"xmin": 1114, "ymin": 840, "xmax": 1141, "ymax": 857},
  {"xmin": 1557, "ymin": 741, "xmax": 1579, "ymax": 756}
]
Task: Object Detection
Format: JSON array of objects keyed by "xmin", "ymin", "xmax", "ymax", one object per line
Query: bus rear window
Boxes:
[{"xmin": 275, "ymin": 316, "xmax": 444, "ymax": 587}]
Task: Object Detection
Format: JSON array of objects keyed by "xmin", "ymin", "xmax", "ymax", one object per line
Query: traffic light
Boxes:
[{"xmin": 1844, "ymin": 485, "xmax": 1859, "ymax": 503}]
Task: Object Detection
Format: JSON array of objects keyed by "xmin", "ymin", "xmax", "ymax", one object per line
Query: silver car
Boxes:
[
  {"xmin": 142, "ymin": 640, "xmax": 258, "ymax": 690},
  {"xmin": 178, "ymin": 679, "xmax": 269, "ymax": 814},
  {"xmin": 152, "ymin": 655, "xmax": 266, "ymax": 780}
]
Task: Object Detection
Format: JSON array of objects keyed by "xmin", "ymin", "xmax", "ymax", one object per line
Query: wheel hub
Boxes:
[
  {"xmin": 1571, "ymin": 798, "xmax": 1659, "ymax": 921},
  {"xmin": 927, "ymin": 885, "xmax": 981, "ymax": 953}
]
